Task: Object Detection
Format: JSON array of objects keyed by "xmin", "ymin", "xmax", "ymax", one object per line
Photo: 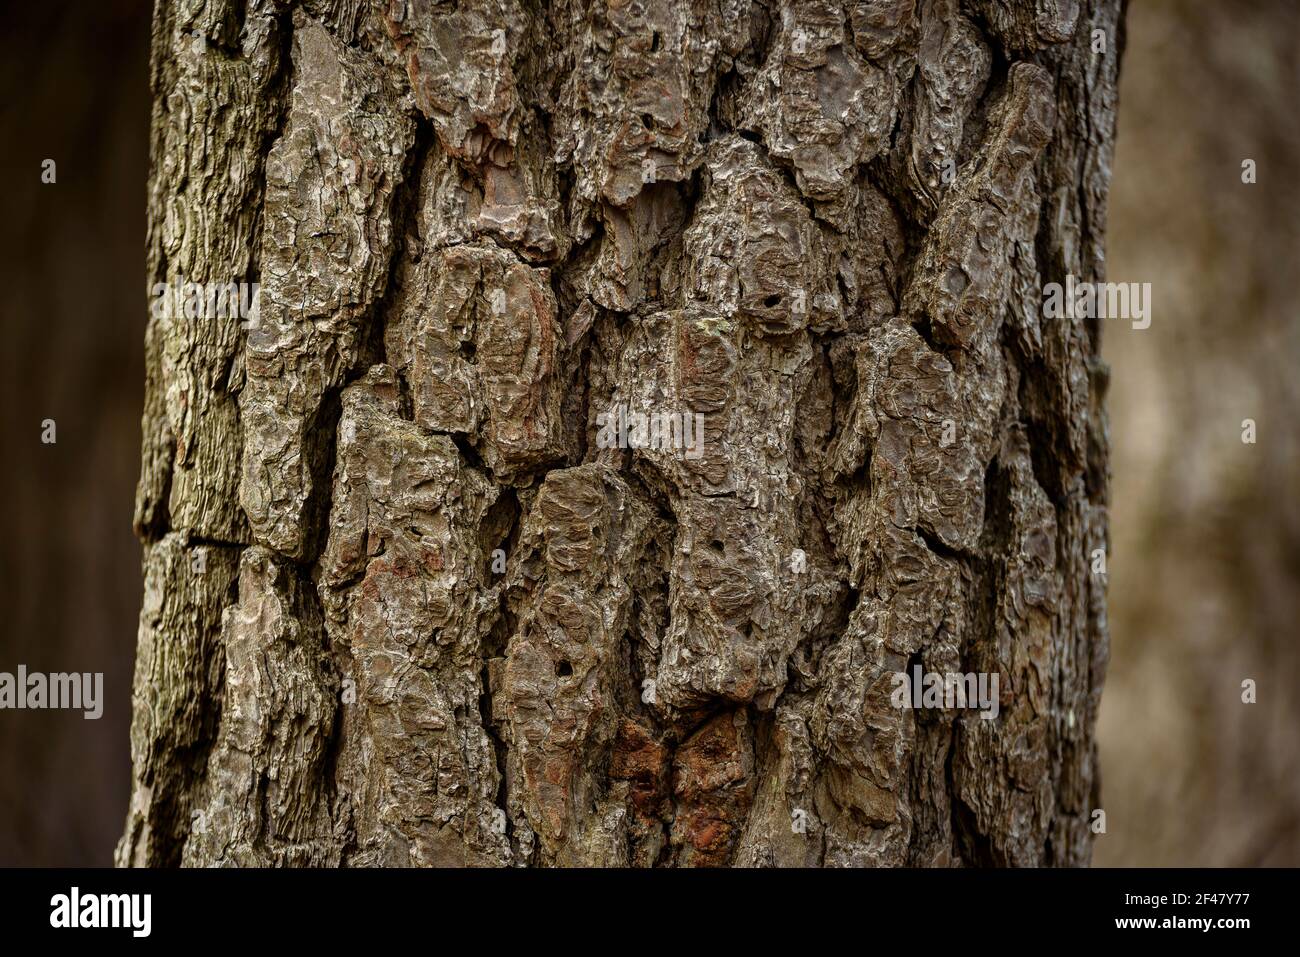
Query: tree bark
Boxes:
[{"xmin": 120, "ymin": 0, "xmax": 1121, "ymax": 867}]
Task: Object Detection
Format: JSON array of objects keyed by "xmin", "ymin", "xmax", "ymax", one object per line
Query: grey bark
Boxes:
[{"xmin": 120, "ymin": 0, "xmax": 1120, "ymax": 867}]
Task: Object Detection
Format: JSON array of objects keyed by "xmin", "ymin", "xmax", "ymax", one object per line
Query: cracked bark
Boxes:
[{"xmin": 121, "ymin": 0, "xmax": 1120, "ymax": 868}]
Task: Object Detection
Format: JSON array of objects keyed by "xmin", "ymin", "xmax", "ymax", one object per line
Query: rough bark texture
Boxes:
[{"xmin": 121, "ymin": 0, "xmax": 1120, "ymax": 867}]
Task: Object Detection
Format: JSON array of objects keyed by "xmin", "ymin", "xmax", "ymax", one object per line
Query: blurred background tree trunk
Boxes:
[
  {"xmin": 1097, "ymin": 0, "xmax": 1300, "ymax": 867},
  {"xmin": 0, "ymin": 0, "xmax": 147, "ymax": 868},
  {"xmin": 115, "ymin": 0, "xmax": 1122, "ymax": 867}
]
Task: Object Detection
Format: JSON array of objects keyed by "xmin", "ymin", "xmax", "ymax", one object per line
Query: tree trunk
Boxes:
[{"xmin": 120, "ymin": 0, "xmax": 1121, "ymax": 868}]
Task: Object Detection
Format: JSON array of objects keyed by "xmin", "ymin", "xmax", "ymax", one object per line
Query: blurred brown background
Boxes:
[
  {"xmin": 0, "ymin": 0, "xmax": 148, "ymax": 866},
  {"xmin": 0, "ymin": 0, "xmax": 1295, "ymax": 866},
  {"xmin": 1096, "ymin": 0, "xmax": 1300, "ymax": 866}
]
